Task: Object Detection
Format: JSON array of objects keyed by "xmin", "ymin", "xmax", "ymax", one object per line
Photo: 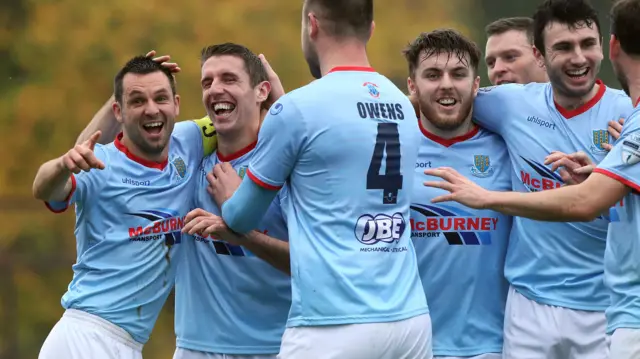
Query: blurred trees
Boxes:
[{"xmin": 0, "ymin": 0, "xmax": 617, "ymax": 358}]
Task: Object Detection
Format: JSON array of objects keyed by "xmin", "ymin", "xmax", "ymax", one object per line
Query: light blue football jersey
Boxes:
[
  {"xmin": 246, "ymin": 67, "xmax": 428, "ymax": 327},
  {"xmin": 474, "ymin": 80, "xmax": 633, "ymax": 311},
  {"xmin": 45, "ymin": 121, "xmax": 205, "ymax": 343},
  {"xmin": 175, "ymin": 145, "xmax": 291, "ymax": 354},
  {"xmin": 412, "ymin": 122, "xmax": 511, "ymax": 356},
  {"xmin": 594, "ymin": 104, "xmax": 640, "ymax": 333}
]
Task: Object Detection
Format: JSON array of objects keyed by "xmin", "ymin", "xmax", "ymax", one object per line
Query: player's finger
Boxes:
[
  {"xmin": 63, "ymin": 155, "xmax": 81, "ymax": 174},
  {"xmin": 423, "ymin": 180, "xmax": 455, "ymax": 192},
  {"xmin": 424, "ymin": 168, "xmax": 460, "ymax": 184},
  {"xmin": 185, "ymin": 208, "xmax": 208, "ymax": 223},
  {"xmin": 152, "ymin": 55, "xmax": 171, "ymax": 63},
  {"xmin": 145, "ymin": 50, "xmax": 156, "ymax": 58},
  {"xmin": 431, "ymin": 194, "xmax": 454, "ymax": 204},
  {"xmin": 558, "ymin": 168, "xmax": 575, "ymax": 185},
  {"xmin": 544, "ymin": 152, "xmax": 569, "ymax": 165},
  {"xmin": 206, "ymin": 185, "xmax": 215, "ymax": 197},
  {"xmin": 221, "ymin": 162, "xmax": 234, "ymax": 173},
  {"xmin": 83, "ymin": 152, "xmax": 106, "ymax": 170},
  {"xmin": 69, "ymin": 150, "xmax": 91, "ymax": 172},
  {"xmin": 550, "ymin": 157, "xmax": 579, "ymax": 173},
  {"xmin": 569, "ymin": 151, "xmax": 594, "ymax": 166},
  {"xmin": 83, "ymin": 130, "xmax": 102, "ymax": 150},
  {"xmin": 213, "ymin": 164, "xmax": 225, "ymax": 177},
  {"xmin": 188, "ymin": 219, "xmax": 214, "ymax": 235},
  {"xmin": 574, "ymin": 165, "xmax": 595, "ymax": 175},
  {"xmin": 602, "ymin": 143, "xmax": 613, "ymax": 151},
  {"xmin": 608, "ymin": 124, "xmax": 622, "ymax": 140}
]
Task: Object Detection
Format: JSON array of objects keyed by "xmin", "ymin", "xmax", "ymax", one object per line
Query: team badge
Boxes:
[
  {"xmin": 622, "ymin": 134, "xmax": 640, "ymax": 165},
  {"xmin": 173, "ymin": 157, "xmax": 187, "ymax": 178},
  {"xmin": 590, "ymin": 129, "xmax": 609, "ymax": 154},
  {"xmin": 237, "ymin": 165, "xmax": 247, "ymax": 179},
  {"xmin": 470, "ymin": 155, "xmax": 494, "ymax": 178},
  {"xmin": 363, "ymin": 82, "xmax": 380, "ymax": 98}
]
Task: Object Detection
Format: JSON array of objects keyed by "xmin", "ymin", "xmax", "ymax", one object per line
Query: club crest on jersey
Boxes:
[
  {"xmin": 237, "ymin": 165, "xmax": 247, "ymax": 179},
  {"xmin": 470, "ymin": 155, "xmax": 494, "ymax": 177},
  {"xmin": 173, "ymin": 157, "xmax": 187, "ymax": 179},
  {"xmin": 590, "ymin": 129, "xmax": 609, "ymax": 154},
  {"xmin": 363, "ymin": 82, "xmax": 380, "ymax": 98},
  {"xmin": 622, "ymin": 134, "xmax": 640, "ymax": 165}
]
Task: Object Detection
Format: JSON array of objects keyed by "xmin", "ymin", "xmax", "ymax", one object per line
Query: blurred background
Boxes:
[{"xmin": 0, "ymin": 0, "xmax": 618, "ymax": 358}]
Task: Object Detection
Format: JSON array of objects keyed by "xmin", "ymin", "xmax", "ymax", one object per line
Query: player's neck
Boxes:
[
  {"xmin": 319, "ymin": 40, "xmax": 371, "ymax": 77},
  {"xmin": 420, "ymin": 113, "xmax": 475, "ymax": 140},
  {"xmin": 552, "ymin": 81, "xmax": 600, "ymax": 111},
  {"xmin": 217, "ymin": 126, "xmax": 258, "ymax": 161},
  {"xmin": 120, "ymin": 135, "xmax": 168, "ymax": 164},
  {"xmin": 624, "ymin": 64, "xmax": 640, "ymax": 107}
]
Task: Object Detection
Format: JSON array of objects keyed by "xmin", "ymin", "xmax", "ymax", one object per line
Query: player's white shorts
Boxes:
[
  {"xmin": 503, "ymin": 286, "xmax": 608, "ymax": 359},
  {"xmin": 277, "ymin": 313, "xmax": 432, "ymax": 359},
  {"xmin": 38, "ymin": 309, "xmax": 143, "ymax": 359},
  {"xmin": 609, "ymin": 328, "xmax": 640, "ymax": 359},
  {"xmin": 173, "ymin": 348, "xmax": 276, "ymax": 359},
  {"xmin": 436, "ymin": 354, "xmax": 501, "ymax": 359}
]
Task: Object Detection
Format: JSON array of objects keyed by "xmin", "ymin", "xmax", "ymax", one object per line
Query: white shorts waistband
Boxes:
[{"xmin": 63, "ymin": 309, "xmax": 143, "ymax": 351}]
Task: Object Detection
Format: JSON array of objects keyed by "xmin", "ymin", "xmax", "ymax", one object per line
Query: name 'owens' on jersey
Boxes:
[
  {"xmin": 473, "ymin": 81, "xmax": 634, "ymax": 311},
  {"xmin": 246, "ymin": 68, "xmax": 428, "ymax": 327},
  {"xmin": 175, "ymin": 145, "xmax": 291, "ymax": 355},
  {"xmin": 44, "ymin": 121, "xmax": 207, "ymax": 344},
  {"xmin": 412, "ymin": 122, "xmax": 511, "ymax": 357}
]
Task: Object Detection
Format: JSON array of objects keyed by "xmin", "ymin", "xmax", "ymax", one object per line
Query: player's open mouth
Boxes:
[
  {"xmin": 566, "ymin": 67, "xmax": 589, "ymax": 79},
  {"xmin": 436, "ymin": 98, "xmax": 457, "ymax": 108},
  {"xmin": 212, "ymin": 102, "xmax": 236, "ymax": 117},
  {"xmin": 143, "ymin": 121, "xmax": 164, "ymax": 135},
  {"xmin": 497, "ymin": 80, "xmax": 514, "ymax": 85}
]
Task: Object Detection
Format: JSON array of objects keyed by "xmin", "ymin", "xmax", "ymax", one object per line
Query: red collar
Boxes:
[{"xmin": 114, "ymin": 133, "xmax": 168, "ymax": 170}]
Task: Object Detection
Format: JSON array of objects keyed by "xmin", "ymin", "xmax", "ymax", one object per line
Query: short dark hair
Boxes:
[
  {"xmin": 485, "ymin": 17, "xmax": 534, "ymax": 44},
  {"xmin": 403, "ymin": 29, "xmax": 482, "ymax": 78},
  {"xmin": 114, "ymin": 56, "xmax": 176, "ymax": 104},
  {"xmin": 200, "ymin": 43, "xmax": 268, "ymax": 87},
  {"xmin": 611, "ymin": 0, "xmax": 640, "ymax": 56},
  {"xmin": 303, "ymin": 0, "xmax": 373, "ymax": 41},
  {"xmin": 533, "ymin": 0, "xmax": 601, "ymax": 56}
]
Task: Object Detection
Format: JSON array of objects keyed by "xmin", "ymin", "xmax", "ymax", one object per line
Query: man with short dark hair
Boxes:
[
  {"xmin": 173, "ymin": 42, "xmax": 292, "ymax": 359},
  {"xmin": 424, "ymin": 1, "xmax": 640, "ymax": 357},
  {"xmin": 404, "ymin": 29, "xmax": 511, "ymax": 359},
  {"xmin": 34, "ymin": 56, "xmax": 212, "ymax": 359},
  {"xmin": 425, "ymin": 0, "xmax": 633, "ymax": 358},
  {"xmin": 198, "ymin": 0, "xmax": 432, "ymax": 358},
  {"xmin": 484, "ymin": 17, "xmax": 548, "ymax": 85}
]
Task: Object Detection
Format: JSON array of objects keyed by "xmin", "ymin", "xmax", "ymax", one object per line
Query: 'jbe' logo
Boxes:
[{"xmin": 354, "ymin": 213, "xmax": 406, "ymax": 245}]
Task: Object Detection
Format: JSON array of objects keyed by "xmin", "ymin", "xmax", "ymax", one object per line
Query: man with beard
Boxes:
[
  {"xmin": 33, "ymin": 56, "xmax": 208, "ymax": 359},
  {"xmin": 194, "ymin": 0, "xmax": 431, "ymax": 358},
  {"xmin": 173, "ymin": 43, "xmax": 292, "ymax": 359},
  {"xmin": 484, "ymin": 17, "xmax": 549, "ymax": 86},
  {"xmin": 432, "ymin": 0, "xmax": 633, "ymax": 358},
  {"xmin": 423, "ymin": 1, "xmax": 640, "ymax": 358},
  {"xmin": 404, "ymin": 29, "xmax": 511, "ymax": 359}
]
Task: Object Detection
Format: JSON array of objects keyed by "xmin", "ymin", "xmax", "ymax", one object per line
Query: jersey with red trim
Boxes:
[
  {"xmin": 412, "ymin": 124, "xmax": 511, "ymax": 356},
  {"xmin": 247, "ymin": 67, "xmax": 428, "ymax": 327},
  {"xmin": 175, "ymin": 145, "xmax": 291, "ymax": 354},
  {"xmin": 474, "ymin": 81, "xmax": 633, "ymax": 311},
  {"xmin": 44, "ymin": 121, "xmax": 204, "ymax": 344},
  {"xmin": 594, "ymin": 105, "xmax": 640, "ymax": 333}
]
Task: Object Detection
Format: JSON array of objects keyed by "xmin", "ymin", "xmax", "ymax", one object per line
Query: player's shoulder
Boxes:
[
  {"xmin": 478, "ymin": 82, "xmax": 546, "ymax": 98},
  {"xmin": 602, "ymin": 86, "xmax": 633, "ymax": 111}
]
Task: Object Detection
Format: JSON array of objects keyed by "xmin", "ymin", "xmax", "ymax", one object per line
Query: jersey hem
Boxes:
[
  {"xmin": 176, "ymin": 339, "xmax": 280, "ymax": 355},
  {"xmin": 44, "ymin": 174, "xmax": 77, "ymax": 213},
  {"xmin": 246, "ymin": 168, "xmax": 282, "ymax": 190},
  {"xmin": 433, "ymin": 346, "xmax": 502, "ymax": 357},
  {"xmin": 285, "ymin": 306, "xmax": 429, "ymax": 327},
  {"xmin": 594, "ymin": 168, "xmax": 640, "ymax": 192},
  {"xmin": 513, "ymin": 286, "xmax": 608, "ymax": 311}
]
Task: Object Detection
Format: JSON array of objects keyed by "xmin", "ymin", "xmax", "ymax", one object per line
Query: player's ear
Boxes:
[
  {"xmin": 609, "ymin": 35, "xmax": 620, "ymax": 62},
  {"xmin": 174, "ymin": 94, "xmax": 180, "ymax": 117},
  {"xmin": 309, "ymin": 13, "xmax": 319, "ymax": 39},
  {"xmin": 533, "ymin": 46, "xmax": 545, "ymax": 69},
  {"xmin": 256, "ymin": 80, "xmax": 271, "ymax": 103},
  {"xmin": 112, "ymin": 100, "xmax": 124, "ymax": 124},
  {"xmin": 407, "ymin": 76, "xmax": 416, "ymax": 95},
  {"xmin": 472, "ymin": 75, "xmax": 480, "ymax": 97}
]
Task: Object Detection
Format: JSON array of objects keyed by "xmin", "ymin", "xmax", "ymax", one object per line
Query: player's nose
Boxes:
[{"xmin": 143, "ymin": 100, "xmax": 160, "ymax": 117}]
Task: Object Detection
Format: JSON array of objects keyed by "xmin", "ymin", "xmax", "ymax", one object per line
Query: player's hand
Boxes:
[
  {"xmin": 206, "ymin": 162, "xmax": 242, "ymax": 207},
  {"xmin": 182, "ymin": 209, "xmax": 243, "ymax": 244},
  {"xmin": 259, "ymin": 54, "xmax": 284, "ymax": 114},
  {"xmin": 423, "ymin": 167, "xmax": 491, "ymax": 209},
  {"xmin": 145, "ymin": 50, "xmax": 181, "ymax": 75},
  {"xmin": 605, "ymin": 117, "xmax": 625, "ymax": 151},
  {"xmin": 60, "ymin": 131, "xmax": 106, "ymax": 174},
  {"xmin": 545, "ymin": 151, "xmax": 594, "ymax": 185}
]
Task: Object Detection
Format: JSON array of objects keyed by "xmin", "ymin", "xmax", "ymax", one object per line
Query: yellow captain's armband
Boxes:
[{"xmin": 193, "ymin": 116, "xmax": 217, "ymax": 156}]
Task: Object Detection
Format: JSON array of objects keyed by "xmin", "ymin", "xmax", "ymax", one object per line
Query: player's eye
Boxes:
[
  {"xmin": 425, "ymin": 73, "xmax": 439, "ymax": 80},
  {"xmin": 505, "ymin": 55, "xmax": 517, "ymax": 62},
  {"xmin": 156, "ymin": 96, "xmax": 169, "ymax": 102}
]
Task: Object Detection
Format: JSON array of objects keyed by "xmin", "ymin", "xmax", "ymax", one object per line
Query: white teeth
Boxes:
[
  {"xmin": 143, "ymin": 122, "xmax": 162, "ymax": 128},
  {"xmin": 437, "ymin": 98, "xmax": 456, "ymax": 105},
  {"xmin": 213, "ymin": 102, "xmax": 235, "ymax": 111},
  {"xmin": 567, "ymin": 68, "xmax": 588, "ymax": 76}
]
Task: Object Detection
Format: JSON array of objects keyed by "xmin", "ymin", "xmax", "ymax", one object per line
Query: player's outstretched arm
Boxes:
[
  {"xmin": 33, "ymin": 131, "xmax": 105, "ymax": 202},
  {"xmin": 76, "ymin": 50, "xmax": 181, "ymax": 145},
  {"xmin": 425, "ymin": 167, "xmax": 629, "ymax": 222},
  {"xmin": 183, "ymin": 209, "xmax": 290, "ymax": 274}
]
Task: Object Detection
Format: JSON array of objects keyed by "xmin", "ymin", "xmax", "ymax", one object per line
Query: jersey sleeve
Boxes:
[
  {"xmin": 594, "ymin": 110, "xmax": 640, "ymax": 192},
  {"xmin": 247, "ymin": 96, "xmax": 305, "ymax": 190},
  {"xmin": 172, "ymin": 118, "xmax": 217, "ymax": 159},
  {"xmin": 473, "ymin": 84, "xmax": 521, "ymax": 134},
  {"xmin": 45, "ymin": 145, "xmax": 110, "ymax": 213}
]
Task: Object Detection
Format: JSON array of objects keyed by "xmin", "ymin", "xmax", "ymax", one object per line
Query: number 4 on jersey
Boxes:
[{"xmin": 367, "ymin": 123, "xmax": 403, "ymax": 204}]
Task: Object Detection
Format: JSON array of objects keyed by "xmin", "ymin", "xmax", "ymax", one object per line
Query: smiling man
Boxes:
[{"xmin": 466, "ymin": 0, "xmax": 634, "ymax": 358}]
